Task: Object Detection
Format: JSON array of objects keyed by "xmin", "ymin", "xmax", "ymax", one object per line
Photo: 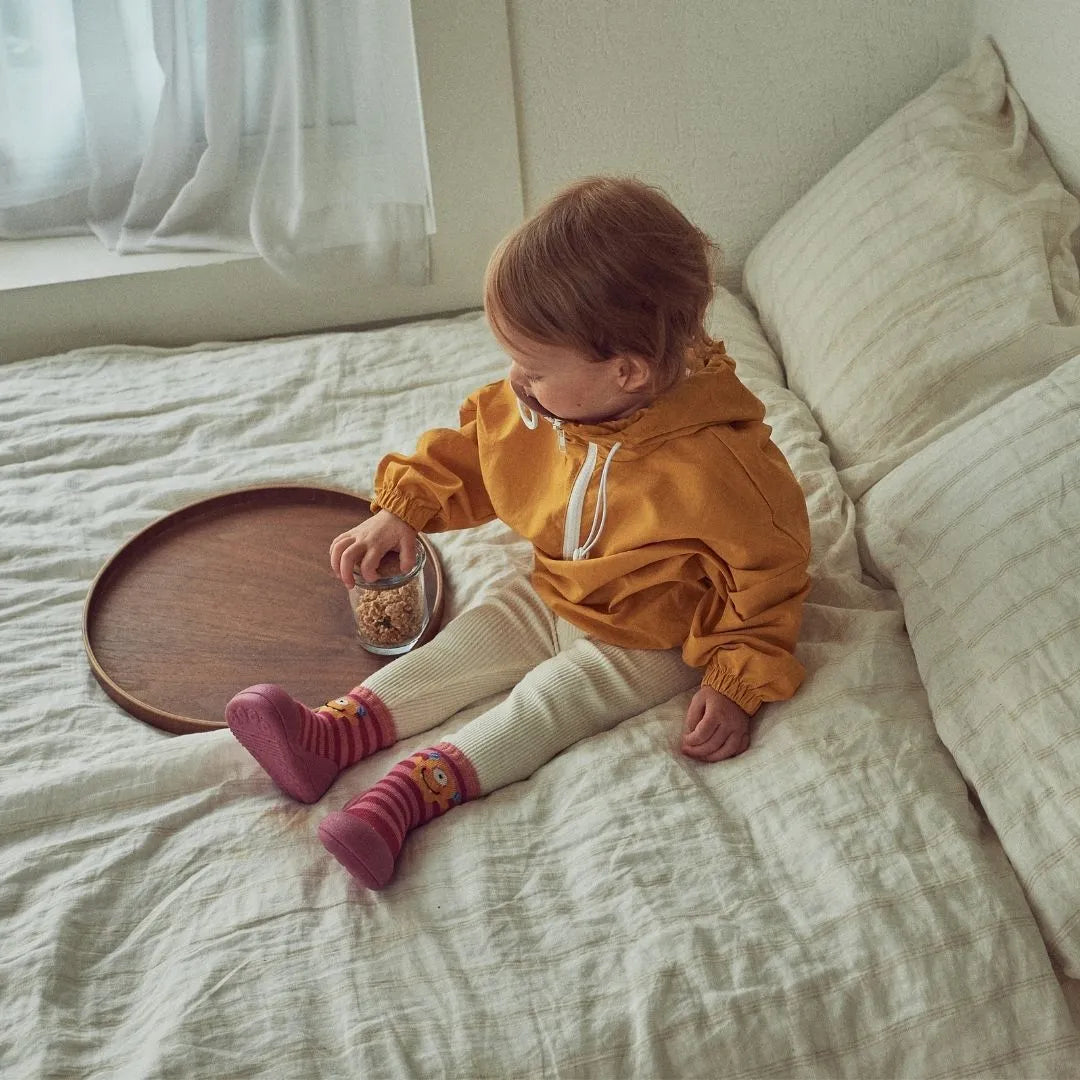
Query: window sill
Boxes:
[{"xmin": 0, "ymin": 235, "xmax": 253, "ymax": 291}]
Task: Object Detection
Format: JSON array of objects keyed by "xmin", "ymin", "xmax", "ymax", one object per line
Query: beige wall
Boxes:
[
  {"xmin": 4, "ymin": 0, "xmax": 978, "ymax": 360},
  {"xmin": 506, "ymin": 0, "xmax": 973, "ymax": 287}
]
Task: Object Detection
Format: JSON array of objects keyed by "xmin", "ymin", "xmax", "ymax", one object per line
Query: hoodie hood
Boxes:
[{"xmin": 539, "ymin": 340, "xmax": 766, "ymax": 460}]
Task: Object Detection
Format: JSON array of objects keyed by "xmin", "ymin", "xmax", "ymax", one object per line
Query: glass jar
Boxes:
[{"xmin": 349, "ymin": 546, "xmax": 429, "ymax": 656}]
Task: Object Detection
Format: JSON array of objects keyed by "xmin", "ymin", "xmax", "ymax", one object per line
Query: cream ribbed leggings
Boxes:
[{"xmin": 362, "ymin": 576, "xmax": 700, "ymax": 794}]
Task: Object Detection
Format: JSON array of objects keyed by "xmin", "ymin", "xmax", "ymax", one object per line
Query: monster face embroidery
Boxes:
[
  {"xmin": 321, "ymin": 696, "xmax": 367, "ymax": 724},
  {"xmin": 409, "ymin": 750, "xmax": 462, "ymax": 812}
]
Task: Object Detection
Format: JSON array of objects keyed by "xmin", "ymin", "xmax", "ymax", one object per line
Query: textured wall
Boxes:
[{"xmin": 506, "ymin": 0, "xmax": 973, "ymax": 284}]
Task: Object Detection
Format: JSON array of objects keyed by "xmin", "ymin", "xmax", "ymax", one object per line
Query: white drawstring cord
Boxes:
[
  {"xmin": 573, "ymin": 442, "xmax": 621, "ymax": 560},
  {"xmin": 518, "ymin": 396, "xmax": 620, "ymax": 561},
  {"xmin": 517, "ymin": 399, "xmax": 539, "ymax": 429}
]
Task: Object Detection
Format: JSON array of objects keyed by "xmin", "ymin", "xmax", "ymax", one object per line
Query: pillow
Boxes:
[
  {"xmin": 743, "ymin": 38, "xmax": 1080, "ymax": 500},
  {"xmin": 856, "ymin": 353, "xmax": 1080, "ymax": 976},
  {"xmin": 708, "ymin": 286, "xmax": 785, "ymax": 386}
]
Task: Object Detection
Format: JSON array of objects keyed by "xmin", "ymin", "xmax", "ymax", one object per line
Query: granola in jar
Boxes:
[{"xmin": 350, "ymin": 547, "xmax": 429, "ymax": 655}]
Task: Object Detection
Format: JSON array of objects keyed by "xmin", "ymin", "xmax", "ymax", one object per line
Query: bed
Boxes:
[{"xmin": 3, "ymin": 34, "xmax": 1080, "ymax": 1080}]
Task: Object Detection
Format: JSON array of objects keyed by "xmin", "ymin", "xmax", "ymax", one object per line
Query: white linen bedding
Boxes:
[
  {"xmin": 3, "ymin": 306, "xmax": 1079, "ymax": 1078},
  {"xmin": 857, "ymin": 354, "xmax": 1080, "ymax": 978}
]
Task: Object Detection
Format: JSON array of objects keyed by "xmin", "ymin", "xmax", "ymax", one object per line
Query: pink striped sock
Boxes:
[
  {"xmin": 317, "ymin": 744, "xmax": 480, "ymax": 889},
  {"xmin": 305, "ymin": 689, "xmax": 396, "ymax": 769},
  {"xmin": 226, "ymin": 683, "xmax": 395, "ymax": 804}
]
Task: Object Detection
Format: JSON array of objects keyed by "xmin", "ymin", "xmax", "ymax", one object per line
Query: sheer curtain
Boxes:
[{"xmin": 0, "ymin": 0, "xmax": 434, "ymax": 282}]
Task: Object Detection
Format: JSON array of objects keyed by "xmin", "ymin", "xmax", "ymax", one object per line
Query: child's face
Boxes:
[{"xmin": 500, "ymin": 328, "xmax": 650, "ymax": 425}]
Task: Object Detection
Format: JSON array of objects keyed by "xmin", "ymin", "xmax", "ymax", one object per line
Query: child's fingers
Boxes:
[
  {"xmin": 701, "ymin": 729, "xmax": 750, "ymax": 763},
  {"xmin": 682, "ymin": 723, "xmax": 727, "ymax": 760},
  {"xmin": 329, "ymin": 533, "xmax": 349, "ymax": 576},
  {"xmin": 339, "ymin": 545, "xmax": 365, "ymax": 587},
  {"xmin": 335, "ymin": 544, "xmax": 357, "ymax": 586},
  {"xmin": 357, "ymin": 544, "xmax": 385, "ymax": 584},
  {"xmin": 683, "ymin": 692, "xmax": 706, "ymax": 735},
  {"xmin": 330, "ymin": 530, "xmax": 363, "ymax": 583},
  {"xmin": 398, "ymin": 535, "xmax": 417, "ymax": 573},
  {"xmin": 682, "ymin": 725, "xmax": 724, "ymax": 758},
  {"xmin": 683, "ymin": 713, "xmax": 719, "ymax": 747},
  {"xmin": 683, "ymin": 716, "xmax": 749, "ymax": 759}
]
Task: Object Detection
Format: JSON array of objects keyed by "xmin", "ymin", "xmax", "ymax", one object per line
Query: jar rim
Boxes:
[{"xmin": 352, "ymin": 544, "xmax": 426, "ymax": 589}]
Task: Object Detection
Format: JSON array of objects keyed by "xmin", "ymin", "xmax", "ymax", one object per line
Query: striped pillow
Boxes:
[
  {"xmin": 857, "ymin": 353, "xmax": 1080, "ymax": 975},
  {"xmin": 743, "ymin": 38, "xmax": 1080, "ymax": 500}
]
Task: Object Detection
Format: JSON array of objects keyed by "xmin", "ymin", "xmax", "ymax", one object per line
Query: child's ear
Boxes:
[{"xmin": 616, "ymin": 354, "xmax": 653, "ymax": 393}]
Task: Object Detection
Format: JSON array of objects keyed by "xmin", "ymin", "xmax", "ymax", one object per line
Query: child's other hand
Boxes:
[
  {"xmin": 681, "ymin": 685, "xmax": 750, "ymax": 762},
  {"xmin": 329, "ymin": 509, "xmax": 419, "ymax": 587}
]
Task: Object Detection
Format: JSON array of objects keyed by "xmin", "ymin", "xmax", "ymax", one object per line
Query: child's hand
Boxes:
[
  {"xmin": 330, "ymin": 509, "xmax": 419, "ymax": 587},
  {"xmin": 681, "ymin": 685, "xmax": 751, "ymax": 762}
]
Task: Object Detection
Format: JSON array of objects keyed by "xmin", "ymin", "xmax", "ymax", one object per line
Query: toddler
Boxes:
[{"xmin": 226, "ymin": 176, "xmax": 811, "ymax": 889}]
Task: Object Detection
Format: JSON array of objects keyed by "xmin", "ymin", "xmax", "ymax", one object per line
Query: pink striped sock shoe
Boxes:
[
  {"xmin": 318, "ymin": 744, "xmax": 480, "ymax": 889},
  {"xmin": 225, "ymin": 683, "xmax": 395, "ymax": 804}
]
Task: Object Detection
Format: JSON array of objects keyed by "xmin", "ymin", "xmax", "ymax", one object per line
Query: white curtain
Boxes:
[{"xmin": 0, "ymin": 0, "xmax": 434, "ymax": 282}]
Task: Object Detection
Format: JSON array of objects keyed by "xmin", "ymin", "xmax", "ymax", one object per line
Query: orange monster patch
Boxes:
[
  {"xmin": 320, "ymin": 696, "xmax": 366, "ymax": 724},
  {"xmin": 409, "ymin": 751, "xmax": 462, "ymax": 812}
]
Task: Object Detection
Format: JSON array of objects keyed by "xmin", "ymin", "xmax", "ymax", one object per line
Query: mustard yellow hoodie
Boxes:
[{"xmin": 373, "ymin": 341, "xmax": 811, "ymax": 715}]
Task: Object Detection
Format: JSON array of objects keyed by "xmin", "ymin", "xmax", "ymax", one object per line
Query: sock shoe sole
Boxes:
[
  {"xmin": 225, "ymin": 684, "xmax": 339, "ymax": 804},
  {"xmin": 318, "ymin": 812, "xmax": 396, "ymax": 890}
]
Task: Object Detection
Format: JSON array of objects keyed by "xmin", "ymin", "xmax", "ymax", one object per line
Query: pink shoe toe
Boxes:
[
  {"xmin": 318, "ymin": 812, "xmax": 396, "ymax": 890},
  {"xmin": 226, "ymin": 683, "xmax": 340, "ymax": 804}
]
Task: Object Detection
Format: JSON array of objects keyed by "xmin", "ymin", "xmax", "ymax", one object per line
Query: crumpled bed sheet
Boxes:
[{"xmin": 2, "ymin": 310, "xmax": 1078, "ymax": 1078}]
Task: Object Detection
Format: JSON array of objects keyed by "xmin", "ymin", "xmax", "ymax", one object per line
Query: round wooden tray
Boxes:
[{"xmin": 83, "ymin": 485, "xmax": 444, "ymax": 735}]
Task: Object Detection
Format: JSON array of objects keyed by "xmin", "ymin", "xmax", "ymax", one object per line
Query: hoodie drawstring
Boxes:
[
  {"xmin": 518, "ymin": 401, "xmax": 621, "ymax": 561},
  {"xmin": 572, "ymin": 442, "xmax": 621, "ymax": 560},
  {"xmin": 517, "ymin": 399, "xmax": 539, "ymax": 429}
]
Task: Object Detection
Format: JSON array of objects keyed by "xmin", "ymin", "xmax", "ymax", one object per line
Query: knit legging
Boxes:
[{"xmin": 362, "ymin": 575, "xmax": 700, "ymax": 794}]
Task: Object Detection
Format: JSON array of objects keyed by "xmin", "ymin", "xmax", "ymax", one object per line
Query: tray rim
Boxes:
[{"xmin": 82, "ymin": 482, "xmax": 444, "ymax": 735}]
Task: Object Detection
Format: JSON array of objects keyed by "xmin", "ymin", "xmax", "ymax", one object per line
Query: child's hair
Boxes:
[{"xmin": 484, "ymin": 175, "xmax": 720, "ymax": 392}]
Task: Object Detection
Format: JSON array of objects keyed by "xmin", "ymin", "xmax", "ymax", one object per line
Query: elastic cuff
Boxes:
[
  {"xmin": 701, "ymin": 668, "xmax": 763, "ymax": 716},
  {"xmin": 348, "ymin": 686, "xmax": 397, "ymax": 749},
  {"xmin": 371, "ymin": 487, "xmax": 438, "ymax": 533}
]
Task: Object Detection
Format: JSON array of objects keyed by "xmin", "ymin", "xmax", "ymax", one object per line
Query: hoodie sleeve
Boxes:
[
  {"xmin": 682, "ymin": 434, "xmax": 811, "ymax": 716},
  {"xmin": 371, "ymin": 391, "xmax": 497, "ymax": 533}
]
